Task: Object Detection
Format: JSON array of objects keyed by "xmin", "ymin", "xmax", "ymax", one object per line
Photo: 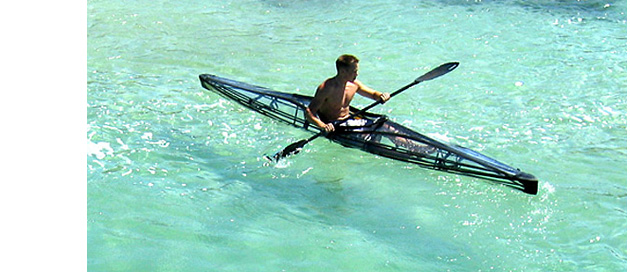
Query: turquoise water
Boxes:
[{"xmin": 88, "ymin": 0, "xmax": 627, "ymax": 270}]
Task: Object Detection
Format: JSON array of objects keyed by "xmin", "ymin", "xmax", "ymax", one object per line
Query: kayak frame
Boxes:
[{"xmin": 199, "ymin": 74, "xmax": 538, "ymax": 195}]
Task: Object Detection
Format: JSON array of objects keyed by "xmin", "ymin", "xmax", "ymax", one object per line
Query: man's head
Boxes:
[{"xmin": 336, "ymin": 54, "xmax": 359, "ymax": 82}]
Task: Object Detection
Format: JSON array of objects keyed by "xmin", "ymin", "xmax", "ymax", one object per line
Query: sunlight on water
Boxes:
[{"xmin": 88, "ymin": 0, "xmax": 627, "ymax": 270}]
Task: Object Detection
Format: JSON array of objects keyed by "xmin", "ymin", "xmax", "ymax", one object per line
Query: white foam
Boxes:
[{"xmin": 87, "ymin": 140, "xmax": 113, "ymax": 160}]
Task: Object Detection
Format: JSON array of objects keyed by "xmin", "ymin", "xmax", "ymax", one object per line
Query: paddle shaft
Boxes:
[
  {"xmin": 269, "ymin": 62, "xmax": 459, "ymax": 161},
  {"xmin": 337, "ymin": 62, "xmax": 459, "ymax": 125},
  {"xmin": 346, "ymin": 81, "xmax": 416, "ymax": 119},
  {"xmin": 305, "ymin": 80, "xmax": 417, "ymax": 146}
]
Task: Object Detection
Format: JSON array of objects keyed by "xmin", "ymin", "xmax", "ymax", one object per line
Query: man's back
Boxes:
[{"xmin": 310, "ymin": 77, "xmax": 360, "ymax": 123}]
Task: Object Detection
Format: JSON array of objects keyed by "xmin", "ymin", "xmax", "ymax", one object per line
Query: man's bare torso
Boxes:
[{"xmin": 313, "ymin": 78, "xmax": 359, "ymax": 123}]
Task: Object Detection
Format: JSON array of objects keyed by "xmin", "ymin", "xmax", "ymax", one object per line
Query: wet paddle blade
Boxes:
[
  {"xmin": 414, "ymin": 62, "xmax": 459, "ymax": 84},
  {"xmin": 266, "ymin": 139, "xmax": 308, "ymax": 162}
]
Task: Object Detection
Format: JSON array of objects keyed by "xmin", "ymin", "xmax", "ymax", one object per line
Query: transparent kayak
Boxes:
[{"xmin": 199, "ymin": 74, "xmax": 538, "ymax": 194}]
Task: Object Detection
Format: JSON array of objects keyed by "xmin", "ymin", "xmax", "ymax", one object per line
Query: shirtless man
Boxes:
[{"xmin": 306, "ymin": 54, "xmax": 390, "ymax": 132}]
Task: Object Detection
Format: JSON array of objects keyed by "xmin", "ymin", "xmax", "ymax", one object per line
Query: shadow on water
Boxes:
[
  {"xmin": 197, "ymin": 157, "xmax": 485, "ymax": 270},
  {"xmin": 260, "ymin": 0, "xmax": 625, "ymax": 19},
  {"xmin": 419, "ymin": 0, "xmax": 623, "ymax": 14}
]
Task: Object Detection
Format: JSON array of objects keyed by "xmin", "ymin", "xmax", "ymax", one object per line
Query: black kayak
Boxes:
[{"xmin": 199, "ymin": 74, "xmax": 538, "ymax": 195}]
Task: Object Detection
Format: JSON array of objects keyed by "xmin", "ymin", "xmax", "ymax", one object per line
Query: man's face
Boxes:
[{"xmin": 343, "ymin": 63, "xmax": 359, "ymax": 82}]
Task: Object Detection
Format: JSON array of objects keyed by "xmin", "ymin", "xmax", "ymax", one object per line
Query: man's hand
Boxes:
[
  {"xmin": 379, "ymin": 92, "xmax": 391, "ymax": 103},
  {"xmin": 322, "ymin": 123, "xmax": 335, "ymax": 133}
]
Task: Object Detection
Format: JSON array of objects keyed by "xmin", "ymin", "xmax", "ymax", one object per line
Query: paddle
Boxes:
[{"xmin": 266, "ymin": 62, "xmax": 459, "ymax": 162}]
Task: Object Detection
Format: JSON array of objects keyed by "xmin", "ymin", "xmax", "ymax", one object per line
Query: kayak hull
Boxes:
[{"xmin": 199, "ymin": 74, "xmax": 538, "ymax": 195}]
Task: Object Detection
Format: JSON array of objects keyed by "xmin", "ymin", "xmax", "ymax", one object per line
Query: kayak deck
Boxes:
[{"xmin": 199, "ymin": 74, "xmax": 538, "ymax": 195}]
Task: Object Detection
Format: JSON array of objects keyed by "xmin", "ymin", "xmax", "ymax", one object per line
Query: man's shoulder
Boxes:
[
  {"xmin": 351, "ymin": 79, "xmax": 364, "ymax": 88},
  {"xmin": 317, "ymin": 78, "xmax": 335, "ymax": 92}
]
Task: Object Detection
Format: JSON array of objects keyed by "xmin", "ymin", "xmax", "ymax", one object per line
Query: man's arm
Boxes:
[
  {"xmin": 306, "ymin": 84, "xmax": 335, "ymax": 132},
  {"xmin": 355, "ymin": 80, "xmax": 390, "ymax": 103}
]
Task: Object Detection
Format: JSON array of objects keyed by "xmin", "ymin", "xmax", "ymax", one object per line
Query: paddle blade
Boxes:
[
  {"xmin": 265, "ymin": 139, "xmax": 308, "ymax": 162},
  {"xmin": 414, "ymin": 62, "xmax": 459, "ymax": 83}
]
